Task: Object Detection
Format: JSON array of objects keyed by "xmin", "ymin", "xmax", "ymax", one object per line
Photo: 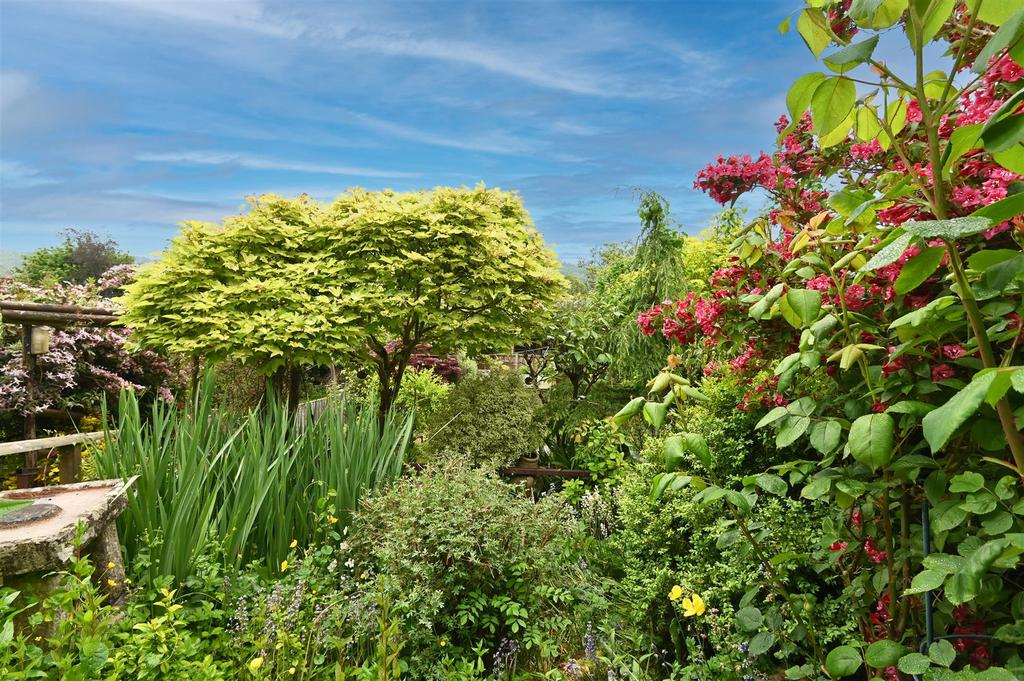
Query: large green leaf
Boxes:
[
  {"xmin": 917, "ymin": 0, "xmax": 956, "ymax": 46},
  {"xmin": 902, "ymin": 217, "xmax": 993, "ymax": 240},
  {"xmin": 971, "ymin": 191, "xmax": 1024, "ymax": 224},
  {"xmin": 862, "ymin": 231, "xmax": 915, "ymax": 270},
  {"xmin": 613, "ymin": 397, "xmax": 645, "ymax": 425},
  {"xmin": 749, "ymin": 283, "xmax": 785, "ymax": 320},
  {"xmin": 824, "ymin": 35, "xmax": 879, "ymax": 67},
  {"xmin": 797, "ymin": 8, "xmax": 834, "ymax": 58},
  {"xmin": 785, "ymin": 289, "xmax": 823, "ymax": 327},
  {"xmin": 981, "ymin": 96, "xmax": 1024, "ymax": 154},
  {"xmin": 777, "ymin": 415, "xmax": 811, "ymax": 448},
  {"xmin": 809, "ymin": 419, "xmax": 842, "ymax": 454},
  {"xmin": 811, "ymin": 77, "xmax": 857, "ymax": 136},
  {"xmin": 981, "ymin": 254, "xmax": 1024, "ymax": 293},
  {"xmin": 941, "ymin": 124, "xmax": 983, "ymax": 178},
  {"xmin": 965, "ymin": 0, "xmax": 1024, "ymax": 26},
  {"xmin": 825, "ymin": 645, "xmax": 863, "ymax": 677},
  {"xmin": 664, "ymin": 435, "xmax": 687, "ymax": 471},
  {"xmin": 928, "ymin": 640, "xmax": 956, "ymax": 667},
  {"xmin": 897, "ymin": 653, "xmax": 931, "ymax": 675},
  {"xmin": 848, "ymin": 413, "xmax": 895, "ymax": 469},
  {"xmin": 904, "ymin": 569, "xmax": 946, "ymax": 594},
  {"xmin": 787, "ymin": 72, "xmax": 827, "ymax": 123},
  {"xmin": 851, "ymin": 0, "xmax": 908, "ymax": 28},
  {"xmin": 735, "ymin": 606, "xmax": 763, "ymax": 632},
  {"xmin": 894, "ymin": 246, "xmax": 945, "ymax": 294},
  {"xmin": 866, "ymin": 639, "xmax": 908, "ymax": 668},
  {"xmin": 922, "ymin": 371, "xmax": 998, "ymax": 453},
  {"xmin": 946, "ymin": 539, "xmax": 1009, "ymax": 605},
  {"xmin": 643, "ymin": 401, "xmax": 669, "ymax": 429}
]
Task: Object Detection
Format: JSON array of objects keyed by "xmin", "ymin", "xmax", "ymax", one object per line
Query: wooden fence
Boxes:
[{"xmin": 0, "ymin": 431, "xmax": 111, "ymax": 488}]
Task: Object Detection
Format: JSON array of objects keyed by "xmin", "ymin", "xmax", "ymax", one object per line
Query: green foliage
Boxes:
[
  {"xmin": 94, "ymin": 374, "xmax": 412, "ymax": 582},
  {"xmin": 349, "ymin": 456, "xmax": 599, "ymax": 677},
  {"xmin": 14, "ymin": 229, "xmax": 133, "ymax": 286},
  {"xmin": 423, "ymin": 369, "xmax": 542, "ymax": 468},
  {"xmin": 346, "ymin": 367, "xmax": 452, "ymax": 434},
  {"xmin": 119, "ymin": 187, "xmax": 565, "ymax": 426},
  {"xmin": 608, "ymin": 457, "xmax": 852, "ymax": 675},
  {"xmin": 668, "ymin": 370, "xmax": 784, "ymax": 480}
]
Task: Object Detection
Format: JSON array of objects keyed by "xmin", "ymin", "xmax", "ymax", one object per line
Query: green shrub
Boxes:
[
  {"xmin": 670, "ymin": 371, "xmax": 782, "ymax": 480},
  {"xmin": 607, "ymin": 456, "xmax": 853, "ymax": 677},
  {"xmin": 423, "ymin": 370, "xmax": 542, "ymax": 467},
  {"xmin": 348, "ymin": 456, "xmax": 599, "ymax": 677}
]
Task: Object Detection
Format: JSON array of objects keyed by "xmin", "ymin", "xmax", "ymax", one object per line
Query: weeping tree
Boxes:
[
  {"xmin": 590, "ymin": 191, "xmax": 687, "ymax": 383},
  {"xmin": 119, "ymin": 186, "xmax": 565, "ymax": 428}
]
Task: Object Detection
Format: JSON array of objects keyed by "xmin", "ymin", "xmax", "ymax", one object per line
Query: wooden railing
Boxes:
[{"xmin": 0, "ymin": 431, "xmax": 113, "ymax": 488}]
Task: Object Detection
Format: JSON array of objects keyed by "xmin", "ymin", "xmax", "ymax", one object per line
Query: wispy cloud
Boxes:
[
  {"xmin": 0, "ymin": 160, "xmax": 59, "ymax": 188},
  {"xmin": 136, "ymin": 151, "xmax": 422, "ymax": 178},
  {"xmin": 337, "ymin": 31, "xmax": 615, "ymax": 97},
  {"xmin": 101, "ymin": 0, "xmax": 304, "ymax": 39},
  {"xmin": 332, "ymin": 109, "xmax": 533, "ymax": 155}
]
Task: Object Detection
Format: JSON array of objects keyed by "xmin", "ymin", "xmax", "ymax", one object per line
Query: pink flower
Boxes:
[
  {"xmin": 850, "ymin": 139, "xmax": 883, "ymax": 160},
  {"xmin": 864, "ymin": 537, "xmax": 888, "ymax": 564},
  {"xmin": 943, "ymin": 344, "xmax": 966, "ymax": 359},
  {"xmin": 932, "ymin": 364, "xmax": 956, "ymax": 382}
]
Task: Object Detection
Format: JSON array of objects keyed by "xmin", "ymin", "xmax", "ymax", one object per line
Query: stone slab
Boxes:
[{"xmin": 0, "ymin": 478, "xmax": 135, "ymax": 576}]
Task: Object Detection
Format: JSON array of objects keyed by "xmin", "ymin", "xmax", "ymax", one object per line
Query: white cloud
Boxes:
[
  {"xmin": 334, "ymin": 109, "xmax": 532, "ymax": 155},
  {"xmin": 0, "ymin": 160, "xmax": 58, "ymax": 188},
  {"xmin": 100, "ymin": 0, "xmax": 304, "ymax": 39},
  {"xmin": 136, "ymin": 151, "xmax": 422, "ymax": 178}
]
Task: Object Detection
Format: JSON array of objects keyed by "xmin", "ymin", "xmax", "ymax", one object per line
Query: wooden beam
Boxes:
[
  {"xmin": 0, "ymin": 431, "xmax": 114, "ymax": 458},
  {"xmin": 498, "ymin": 467, "xmax": 593, "ymax": 479},
  {"xmin": 1, "ymin": 309, "xmax": 119, "ymax": 327},
  {"xmin": 0, "ymin": 301, "xmax": 120, "ymax": 316}
]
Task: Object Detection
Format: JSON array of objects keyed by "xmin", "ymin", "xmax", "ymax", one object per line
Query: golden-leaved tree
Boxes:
[{"xmin": 119, "ymin": 185, "xmax": 565, "ymax": 426}]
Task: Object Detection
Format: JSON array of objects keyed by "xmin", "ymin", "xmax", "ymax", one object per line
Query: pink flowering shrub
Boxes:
[
  {"xmin": 621, "ymin": 2, "xmax": 1024, "ymax": 678},
  {"xmin": 0, "ymin": 269, "xmax": 178, "ymax": 433}
]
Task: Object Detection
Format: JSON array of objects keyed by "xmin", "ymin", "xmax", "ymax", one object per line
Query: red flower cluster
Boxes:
[
  {"xmin": 864, "ymin": 537, "xmax": 888, "ymax": 564},
  {"xmin": 695, "ymin": 152, "xmax": 780, "ymax": 205},
  {"xmin": 952, "ymin": 605, "xmax": 991, "ymax": 670},
  {"xmin": 737, "ymin": 372, "xmax": 785, "ymax": 412},
  {"xmin": 637, "ymin": 293, "xmax": 726, "ymax": 346},
  {"xmin": 932, "ymin": 363, "xmax": 956, "ymax": 382}
]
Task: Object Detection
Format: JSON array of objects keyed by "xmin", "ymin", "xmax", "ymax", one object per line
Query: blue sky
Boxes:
[{"xmin": 3, "ymin": 0, "xmax": 828, "ymax": 264}]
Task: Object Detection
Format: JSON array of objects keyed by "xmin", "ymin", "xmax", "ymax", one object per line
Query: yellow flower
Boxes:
[
  {"xmin": 327, "ymin": 514, "xmax": 338, "ymax": 524},
  {"xmin": 107, "ymin": 561, "xmax": 116, "ymax": 570},
  {"xmin": 107, "ymin": 579, "xmax": 117, "ymax": 587},
  {"xmin": 248, "ymin": 657, "xmax": 264, "ymax": 672},
  {"xmin": 290, "ymin": 539, "xmax": 298, "ymax": 549},
  {"xmin": 280, "ymin": 560, "xmax": 289, "ymax": 572},
  {"xmin": 439, "ymin": 640, "xmax": 447, "ymax": 647},
  {"xmin": 288, "ymin": 667, "xmax": 296, "ymax": 675},
  {"xmin": 681, "ymin": 593, "xmax": 706, "ymax": 618},
  {"xmin": 668, "ymin": 584, "xmax": 684, "ymax": 601}
]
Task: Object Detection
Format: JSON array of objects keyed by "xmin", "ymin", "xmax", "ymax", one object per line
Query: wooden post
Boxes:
[
  {"xmin": 19, "ymin": 324, "xmax": 41, "ymax": 487},
  {"xmin": 22, "ymin": 325, "xmax": 37, "ymax": 445},
  {"xmin": 59, "ymin": 444, "xmax": 82, "ymax": 484}
]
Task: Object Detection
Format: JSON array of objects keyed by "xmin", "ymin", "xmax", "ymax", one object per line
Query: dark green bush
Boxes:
[{"xmin": 423, "ymin": 369, "xmax": 542, "ymax": 467}]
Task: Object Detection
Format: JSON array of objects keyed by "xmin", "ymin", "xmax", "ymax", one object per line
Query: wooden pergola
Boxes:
[{"xmin": 1, "ymin": 301, "xmax": 119, "ymax": 486}]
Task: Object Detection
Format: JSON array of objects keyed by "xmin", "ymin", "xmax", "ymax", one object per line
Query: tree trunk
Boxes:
[{"xmin": 287, "ymin": 365, "xmax": 301, "ymax": 413}]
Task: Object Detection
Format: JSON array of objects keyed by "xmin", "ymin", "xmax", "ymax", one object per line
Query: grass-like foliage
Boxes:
[{"xmin": 94, "ymin": 374, "xmax": 412, "ymax": 583}]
